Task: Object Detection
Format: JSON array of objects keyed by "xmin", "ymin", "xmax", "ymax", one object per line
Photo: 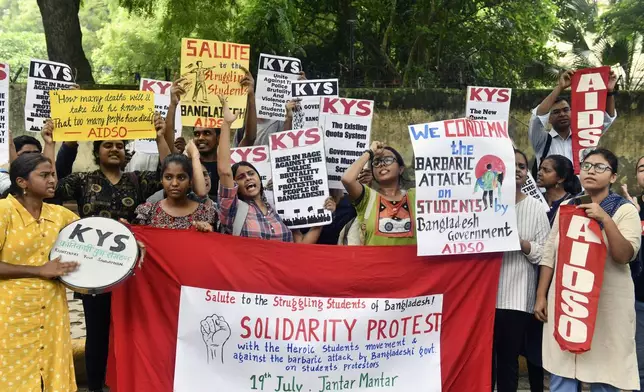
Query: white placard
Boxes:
[
  {"xmin": 290, "ymin": 79, "xmax": 339, "ymax": 129},
  {"xmin": 174, "ymin": 286, "xmax": 443, "ymax": 392},
  {"xmin": 230, "ymin": 145, "xmax": 274, "ymax": 208},
  {"xmin": 269, "ymin": 127, "xmax": 332, "ymax": 228},
  {"xmin": 0, "ymin": 63, "xmax": 9, "ymax": 165},
  {"xmin": 465, "ymin": 86, "xmax": 549, "ymax": 211},
  {"xmin": 24, "ymin": 59, "xmax": 75, "ymax": 132},
  {"xmin": 409, "ymin": 118, "xmax": 520, "ymax": 256},
  {"xmin": 136, "ymin": 78, "xmax": 182, "ymax": 153},
  {"xmin": 318, "ymin": 97, "xmax": 374, "ymax": 189},
  {"xmin": 256, "ymin": 54, "xmax": 302, "ymax": 121}
]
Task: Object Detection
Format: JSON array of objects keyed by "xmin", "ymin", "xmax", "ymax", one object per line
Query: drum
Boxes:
[{"xmin": 50, "ymin": 217, "xmax": 140, "ymax": 294}]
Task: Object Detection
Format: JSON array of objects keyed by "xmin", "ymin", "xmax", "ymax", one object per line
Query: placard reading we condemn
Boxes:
[{"xmin": 49, "ymin": 90, "xmax": 156, "ymax": 141}]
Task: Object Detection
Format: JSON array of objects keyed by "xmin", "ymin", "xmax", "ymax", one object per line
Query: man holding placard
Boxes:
[{"xmin": 528, "ymin": 69, "xmax": 618, "ymax": 170}]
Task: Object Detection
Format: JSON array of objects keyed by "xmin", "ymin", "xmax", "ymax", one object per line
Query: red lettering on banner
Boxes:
[
  {"xmin": 441, "ymin": 242, "xmax": 485, "ymax": 254},
  {"xmin": 230, "ymin": 146, "xmax": 268, "ymax": 163},
  {"xmin": 0, "ymin": 64, "xmax": 7, "ymax": 81},
  {"xmin": 204, "ymin": 290, "xmax": 236, "ymax": 304},
  {"xmin": 270, "ymin": 128, "xmax": 321, "ymax": 150},
  {"xmin": 193, "ymin": 117, "xmax": 223, "ymax": 128},
  {"xmin": 365, "ymin": 313, "xmax": 442, "ymax": 340},
  {"xmin": 141, "ymin": 80, "xmax": 171, "ymax": 95},
  {"xmin": 468, "ymin": 87, "xmax": 511, "ymax": 103},
  {"xmin": 239, "ymin": 317, "xmax": 355, "ymax": 342},
  {"xmin": 87, "ymin": 127, "xmax": 129, "ymax": 139},
  {"xmin": 321, "ymin": 97, "xmax": 373, "ymax": 116},
  {"xmin": 444, "ymin": 119, "xmax": 508, "ymax": 138},
  {"xmin": 554, "ymin": 205, "xmax": 607, "ymax": 353},
  {"xmin": 570, "ymin": 67, "xmax": 610, "ymax": 173}
]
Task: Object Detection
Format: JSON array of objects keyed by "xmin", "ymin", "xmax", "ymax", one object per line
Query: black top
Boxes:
[{"xmin": 634, "ymin": 195, "xmax": 644, "ymax": 302}]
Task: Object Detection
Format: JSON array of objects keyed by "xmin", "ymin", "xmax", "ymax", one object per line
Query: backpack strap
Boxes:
[
  {"xmin": 540, "ymin": 134, "xmax": 553, "ymax": 164},
  {"xmin": 231, "ymin": 200, "xmax": 250, "ymax": 236}
]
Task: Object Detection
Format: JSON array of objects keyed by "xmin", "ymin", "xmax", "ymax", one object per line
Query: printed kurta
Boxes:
[
  {"xmin": 540, "ymin": 203, "xmax": 642, "ymax": 390},
  {"xmin": 0, "ymin": 195, "xmax": 78, "ymax": 391}
]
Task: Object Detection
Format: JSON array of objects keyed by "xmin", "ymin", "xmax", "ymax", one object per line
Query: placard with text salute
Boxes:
[
  {"xmin": 408, "ymin": 118, "xmax": 520, "ymax": 256},
  {"xmin": 180, "ymin": 38, "xmax": 250, "ymax": 129}
]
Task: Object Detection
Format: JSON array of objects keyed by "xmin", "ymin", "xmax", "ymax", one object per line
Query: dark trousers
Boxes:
[
  {"xmin": 492, "ymin": 309, "xmax": 531, "ymax": 392},
  {"xmin": 82, "ymin": 293, "xmax": 111, "ymax": 391},
  {"xmin": 483, "ymin": 190, "xmax": 493, "ymax": 209}
]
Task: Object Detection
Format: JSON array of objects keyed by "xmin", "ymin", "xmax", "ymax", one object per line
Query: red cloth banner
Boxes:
[
  {"xmin": 570, "ymin": 66, "xmax": 610, "ymax": 174},
  {"xmin": 107, "ymin": 227, "xmax": 501, "ymax": 391},
  {"xmin": 554, "ymin": 205, "xmax": 607, "ymax": 353}
]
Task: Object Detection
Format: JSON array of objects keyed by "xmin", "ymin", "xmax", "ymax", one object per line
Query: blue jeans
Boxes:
[
  {"xmin": 549, "ymin": 375, "xmax": 618, "ymax": 392},
  {"xmin": 636, "ymin": 300, "xmax": 644, "ymax": 392}
]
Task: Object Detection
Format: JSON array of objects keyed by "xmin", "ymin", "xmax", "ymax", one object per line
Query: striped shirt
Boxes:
[
  {"xmin": 496, "ymin": 195, "xmax": 551, "ymax": 313},
  {"xmin": 528, "ymin": 107, "xmax": 616, "ymax": 167},
  {"xmin": 217, "ymin": 182, "xmax": 293, "ymax": 242}
]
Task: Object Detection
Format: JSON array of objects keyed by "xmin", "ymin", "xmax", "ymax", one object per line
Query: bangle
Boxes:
[
  {"xmin": 607, "ymin": 90, "xmax": 617, "ymax": 97},
  {"xmin": 365, "ymin": 150, "xmax": 374, "ymax": 161}
]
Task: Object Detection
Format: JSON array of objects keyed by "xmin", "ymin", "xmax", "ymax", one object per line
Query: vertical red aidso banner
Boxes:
[
  {"xmin": 570, "ymin": 66, "xmax": 610, "ymax": 174},
  {"xmin": 554, "ymin": 205, "xmax": 607, "ymax": 353}
]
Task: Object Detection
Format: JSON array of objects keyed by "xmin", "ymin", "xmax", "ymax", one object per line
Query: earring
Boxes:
[{"xmin": 23, "ymin": 188, "xmax": 27, "ymax": 196}]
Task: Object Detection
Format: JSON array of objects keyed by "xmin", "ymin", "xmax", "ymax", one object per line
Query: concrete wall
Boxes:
[{"xmin": 7, "ymin": 84, "xmax": 644, "ymax": 193}]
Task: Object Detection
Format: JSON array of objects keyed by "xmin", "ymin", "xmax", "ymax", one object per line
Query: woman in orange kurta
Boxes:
[{"xmin": 0, "ymin": 154, "xmax": 80, "ymax": 391}]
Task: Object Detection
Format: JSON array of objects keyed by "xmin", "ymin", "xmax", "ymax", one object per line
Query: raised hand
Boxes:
[
  {"xmin": 217, "ymin": 95, "xmax": 239, "ymax": 125},
  {"xmin": 608, "ymin": 70, "xmax": 619, "ymax": 92},
  {"xmin": 154, "ymin": 112, "xmax": 166, "ymax": 137},
  {"xmin": 239, "ymin": 66, "xmax": 255, "ymax": 93},
  {"xmin": 621, "ymin": 184, "xmax": 640, "ymax": 212},
  {"xmin": 285, "ymin": 99, "xmax": 299, "ymax": 119},
  {"xmin": 558, "ymin": 69, "xmax": 574, "ymax": 90},
  {"xmin": 185, "ymin": 140, "xmax": 199, "ymax": 159},
  {"xmin": 201, "ymin": 314, "xmax": 231, "ymax": 364},
  {"xmin": 324, "ymin": 197, "xmax": 337, "ymax": 213},
  {"xmin": 41, "ymin": 119, "xmax": 54, "ymax": 145},
  {"xmin": 171, "ymin": 78, "xmax": 187, "ymax": 105},
  {"xmin": 370, "ymin": 141, "xmax": 385, "ymax": 156},
  {"xmin": 37, "ymin": 256, "xmax": 79, "ymax": 279}
]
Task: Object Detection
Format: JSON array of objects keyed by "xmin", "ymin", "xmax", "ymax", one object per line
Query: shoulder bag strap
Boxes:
[{"xmin": 232, "ymin": 200, "xmax": 250, "ymax": 236}]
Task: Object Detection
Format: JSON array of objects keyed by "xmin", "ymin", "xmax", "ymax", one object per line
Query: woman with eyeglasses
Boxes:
[
  {"xmin": 341, "ymin": 141, "xmax": 415, "ymax": 245},
  {"xmin": 492, "ymin": 150, "xmax": 550, "ymax": 392},
  {"xmin": 534, "ymin": 148, "xmax": 641, "ymax": 392}
]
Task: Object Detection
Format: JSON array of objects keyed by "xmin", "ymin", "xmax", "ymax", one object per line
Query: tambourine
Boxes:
[{"xmin": 50, "ymin": 217, "xmax": 141, "ymax": 295}]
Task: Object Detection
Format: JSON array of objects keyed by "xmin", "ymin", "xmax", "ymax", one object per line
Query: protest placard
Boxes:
[
  {"xmin": 290, "ymin": 79, "xmax": 339, "ymax": 129},
  {"xmin": 570, "ymin": 66, "xmax": 610, "ymax": 174},
  {"xmin": 465, "ymin": 86, "xmax": 548, "ymax": 211},
  {"xmin": 174, "ymin": 286, "xmax": 443, "ymax": 392},
  {"xmin": 269, "ymin": 127, "xmax": 332, "ymax": 228},
  {"xmin": 319, "ymin": 97, "xmax": 374, "ymax": 189},
  {"xmin": 0, "ymin": 63, "xmax": 9, "ymax": 165},
  {"xmin": 409, "ymin": 118, "xmax": 520, "ymax": 256},
  {"xmin": 180, "ymin": 39, "xmax": 250, "ymax": 129},
  {"xmin": 49, "ymin": 90, "xmax": 155, "ymax": 142},
  {"xmin": 256, "ymin": 54, "xmax": 302, "ymax": 121},
  {"xmin": 24, "ymin": 59, "xmax": 76, "ymax": 133},
  {"xmin": 135, "ymin": 78, "xmax": 183, "ymax": 154}
]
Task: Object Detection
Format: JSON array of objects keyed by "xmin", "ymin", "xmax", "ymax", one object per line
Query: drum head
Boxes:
[{"xmin": 50, "ymin": 217, "xmax": 139, "ymax": 294}]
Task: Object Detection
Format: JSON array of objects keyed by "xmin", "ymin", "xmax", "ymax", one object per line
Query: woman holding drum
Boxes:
[
  {"xmin": 0, "ymin": 153, "xmax": 81, "ymax": 391},
  {"xmin": 48, "ymin": 114, "xmax": 171, "ymax": 392}
]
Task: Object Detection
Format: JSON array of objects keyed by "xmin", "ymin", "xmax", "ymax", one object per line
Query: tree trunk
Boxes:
[{"xmin": 37, "ymin": 0, "xmax": 95, "ymax": 83}]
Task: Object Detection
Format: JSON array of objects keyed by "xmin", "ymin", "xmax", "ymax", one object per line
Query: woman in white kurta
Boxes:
[{"xmin": 534, "ymin": 148, "xmax": 642, "ymax": 391}]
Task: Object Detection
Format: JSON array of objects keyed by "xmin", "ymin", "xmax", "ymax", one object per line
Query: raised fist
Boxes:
[{"xmin": 201, "ymin": 314, "xmax": 231, "ymax": 364}]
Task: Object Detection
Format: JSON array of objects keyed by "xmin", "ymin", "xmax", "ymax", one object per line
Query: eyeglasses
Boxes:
[
  {"xmin": 372, "ymin": 157, "xmax": 397, "ymax": 168},
  {"xmin": 580, "ymin": 162, "xmax": 612, "ymax": 173}
]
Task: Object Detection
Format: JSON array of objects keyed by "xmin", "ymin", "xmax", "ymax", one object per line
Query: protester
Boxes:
[
  {"xmin": 0, "ymin": 153, "xmax": 81, "ymax": 391},
  {"xmin": 174, "ymin": 136, "xmax": 187, "ymax": 154},
  {"xmin": 50, "ymin": 114, "xmax": 170, "ymax": 392},
  {"xmin": 134, "ymin": 149, "xmax": 215, "ymax": 231},
  {"xmin": 1, "ymin": 132, "xmax": 44, "ymax": 194},
  {"xmin": 342, "ymin": 141, "xmax": 416, "ymax": 245},
  {"xmin": 537, "ymin": 154, "xmax": 582, "ymax": 224},
  {"xmin": 535, "ymin": 148, "xmax": 641, "ymax": 391},
  {"xmin": 622, "ymin": 155, "xmax": 644, "ymax": 390},
  {"xmin": 164, "ymin": 68, "xmax": 257, "ymax": 200},
  {"xmin": 148, "ymin": 162, "xmax": 212, "ymax": 204},
  {"xmin": 216, "ymin": 95, "xmax": 329, "ymax": 242},
  {"xmin": 529, "ymin": 70, "xmax": 617, "ymax": 168},
  {"xmin": 492, "ymin": 150, "xmax": 550, "ymax": 392}
]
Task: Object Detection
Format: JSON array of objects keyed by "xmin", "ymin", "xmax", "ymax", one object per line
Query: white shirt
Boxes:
[
  {"xmin": 496, "ymin": 196, "xmax": 550, "ymax": 313},
  {"xmin": 0, "ymin": 171, "xmax": 10, "ymax": 195},
  {"xmin": 528, "ymin": 107, "xmax": 616, "ymax": 167}
]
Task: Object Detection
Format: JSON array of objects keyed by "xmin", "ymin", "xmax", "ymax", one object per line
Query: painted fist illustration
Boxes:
[{"xmin": 201, "ymin": 314, "xmax": 231, "ymax": 364}]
